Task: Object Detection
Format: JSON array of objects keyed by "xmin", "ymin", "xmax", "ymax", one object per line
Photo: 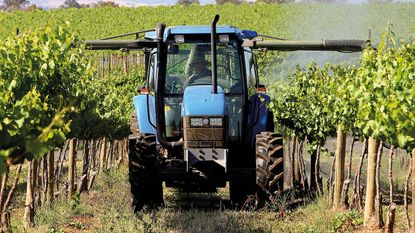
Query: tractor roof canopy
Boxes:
[{"xmin": 144, "ymin": 26, "xmax": 257, "ymax": 41}]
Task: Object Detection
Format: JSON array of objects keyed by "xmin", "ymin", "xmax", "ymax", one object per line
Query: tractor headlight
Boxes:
[
  {"xmin": 190, "ymin": 118, "xmax": 203, "ymax": 127},
  {"xmin": 210, "ymin": 118, "xmax": 223, "ymax": 127}
]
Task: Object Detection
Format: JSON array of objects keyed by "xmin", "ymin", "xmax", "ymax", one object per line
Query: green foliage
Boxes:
[
  {"xmin": 1, "ymin": 3, "xmax": 414, "ymax": 90},
  {"xmin": 268, "ymin": 24, "xmax": 415, "ymax": 152},
  {"xmin": 354, "ymin": 26, "xmax": 415, "ymax": 150},
  {"xmin": 0, "ymin": 23, "xmax": 91, "ymax": 169},
  {"xmin": 0, "ymin": 22, "xmax": 144, "ymax": 172},
  {"xmin": 0, "ymin": 4, "xmax": 293, "ymax": 40},
  {"xmin": 268, "ymin": 63, "xmax": 357, "ymax": 151},
  {"xmin": 70, "ymin": 66, "xmax": 145, "ymax": 140},
  {"xmin": 70, "ymin": 192, "xmax": 81, "ymax": 210},
  {"xmin": 330, "ymin": 210, "xmax": 363, "ymax": 232},
  {"xmin": 1, "ymin": 4, "xmax": 414, "ymax": 41}
]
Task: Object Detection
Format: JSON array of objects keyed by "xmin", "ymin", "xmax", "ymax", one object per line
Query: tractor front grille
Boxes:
[{"xmin": 182, "ymin": 116, "xmax": 226, "ymax": 149}]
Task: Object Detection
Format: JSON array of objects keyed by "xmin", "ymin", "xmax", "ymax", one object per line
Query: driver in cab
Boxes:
[{"xmin": 186, "ymin": 56, "xmax": 211, "ymax": 86}]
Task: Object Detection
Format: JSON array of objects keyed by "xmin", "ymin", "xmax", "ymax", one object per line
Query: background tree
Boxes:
[
  {"xmin": 0, "ymin": 0, "xmax": 29, "ymax": 11},
  {"xmin": 216, "ymin": 0, "xmax": 243, "ymax": 4},
  {"xmin": 92, "ymin": 1, "xmax": 119, "ymax": 7},
  {"xmin": 299, "ymin": 0, "xmax": 347, "ymax": 2},
  {"xmin": 255, "ymin": 0, "xmax": 292, "ymax": 3},
  {"xmin": 24, "ymin": 4, "xmax": 42, "ymax": 11},
  {"xmin": 177, "ymin": 0, "xmax": 199, "ymax": 5},
  {"xmin": 60, "ymin": 0, "xmax": 81, "ymax": 8}
]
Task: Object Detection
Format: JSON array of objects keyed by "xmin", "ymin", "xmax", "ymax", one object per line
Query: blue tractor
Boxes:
[{"xmin": 86, "ymin": 15, "xmax": 367, "ymax": 210}]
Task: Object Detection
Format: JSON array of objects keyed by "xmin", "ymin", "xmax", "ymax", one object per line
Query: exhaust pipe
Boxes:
[
  {"xmin": 155, "ymin": 23, "xmax": 184, "ymax": 149},
  {"xmin": 211, "ymin": 15, "xmax": 220, "ymax": 94}
]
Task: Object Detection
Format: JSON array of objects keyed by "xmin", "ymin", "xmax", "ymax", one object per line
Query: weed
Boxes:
[
  {"xmin": 69, "ymin": 221, "xmax": 85, "ymax": 229},
  {"xmin": 330, "ymin": 210, "xmax": 363, "ymax": 232},
  {"xmin": 267, "ymin": 189, "xmax": 297, "ymax": 216},
  {"xmin": 34, "ymin": 194, "xmax": 92, "ymax": 232},
  {"xmin": 70, "ymin": 193, "xmax": 81, "ymax": 210}
]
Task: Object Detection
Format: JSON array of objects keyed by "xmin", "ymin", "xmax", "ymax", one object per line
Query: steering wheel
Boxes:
[
  {"xmin": 165, "ymin": 75, "xmax": 184, "ymax": 93},
  {"xmin": 186, "ymin": 75, "xmax": 212, "ymax": 86}
]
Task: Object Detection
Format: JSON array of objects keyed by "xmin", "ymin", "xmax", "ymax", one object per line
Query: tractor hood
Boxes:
[{"xmin": 182, "ymin": 85, "xmax": 226, "ymax": 116}]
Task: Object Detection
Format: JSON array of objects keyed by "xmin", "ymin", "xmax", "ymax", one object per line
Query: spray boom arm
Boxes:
[
  {"xmin": 243, "ymin": 39, "xmax": 370, "ymax": 52},
  {"xmin": 85, "ymin": 39, "xmax": 156, "ymax": 50}
]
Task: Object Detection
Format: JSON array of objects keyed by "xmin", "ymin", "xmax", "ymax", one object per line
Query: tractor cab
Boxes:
[{"xmin": 144, "ymin": 26, "xmax": 256, "ymax": 145}]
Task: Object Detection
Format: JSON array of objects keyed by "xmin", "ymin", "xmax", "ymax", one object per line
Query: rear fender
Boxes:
[
  {"xmin": 133, "ymin": 94, "xmax": 157, "ymax": 135},
  {"xmin": 247, "ymin": 93, "xmax": 274, "ymax": 145}
]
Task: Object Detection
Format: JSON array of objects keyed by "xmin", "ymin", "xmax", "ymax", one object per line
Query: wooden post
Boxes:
[
  {"xmin": 315, "ymin": 144, "xmax": 322, "ymax": 195},
  {"xmin": 1, "ymin": 164, "xmax": 22, "ymax": 233},
  {"xmin": 283, "ymin": 137, "xmax": 292, "ymax": 190},
  {"xmin": 107, "ymin": 141, "xmax": 113, "ymax": 170},
  {"xmin": 364, "ymin": 137, "xmax": 379, "ymax": 225},
  {"xmin": 293, "ymin": 138, "xmax": 300, "ymax": 186},
  {"xmin": 343, "ymin": 136, "xmax": 356, "ymax": 208},
  {"xmin": 99, "ymin": 138, "xmax": 107, "ymax": 172},
  {"xmin": 109, "ymin": 140, "xmax": 113, "ymax": 169},
  {"xmin": 310, "ymin": 149, "xmax": 316, "ymax": 191},
  {"xmin": 375, "ymin": 143, "xmax": 384, "ymax": 227},
  {"xmin": 333, "ymin": 126, "xmax": 346, "ymax": 209},
  {"xmin": 123, "ymin": 54, "xmax": 128, "ymax": 74},
  {"xmin": 329, "ymin": 155, "xmax": 336, "ymax": 204},
  {"xmin": 35, "ymin": 160, "xmax": 41, "ymax": 208},
  {"xmin": 0, "ymin": 168, "xmax": 8, "ymax": 210},
  {"xmin": 385, "ymin": 203, "xmax": 396, "ymax": 233},
  {"xmin": 298, "ymin": 140, "xmax": 308, "ymax": 191},
  {"xmin": 388, "ymin": 146, "xmax": 395, "ymax": 204},
  {"xmin": 41, "ymin": 156, "xmax": 47, "ymax": 204},
  {"xmin": 91, "ymin": 140, "xmax": 97, "ymax": 170},
  {"xmin": 109, "ymin": 54, "xmax": 111, "ymax": 73},
  {"xmin": 352, "ymin": 138, "xmax": 367, "ymax": 210},
  {"xmin": 405, "ymin": 158, "xmax": 411, "ymax": 232},
  {"xmin": 46, "ymin": 150, "xmax": 54, "ymax": 205},
  {"xmin": 78, "ymin": 141, "xmax": 90, "ymax": 194},
  {"xmin": 68, "ymin": 139, "xmax": 76, "ymax": 199},
  {"xmin": 32, "ymin": 160, "xmax": 38, "ymax": 214},
  {"xmin": 33, "ymin": 158, "xmax": 43, "ymax": 207},
  {"xmin": 23, "ymin": 161, "xmax": 35, "ymax": 229},
  {"xmin": 55, "ymin": 141, "xmax": 69, "ymax": 190}
]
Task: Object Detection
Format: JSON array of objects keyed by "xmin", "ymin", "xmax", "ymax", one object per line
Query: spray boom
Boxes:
[{"xmin": 243, "ymin": 39, "xmax": 370, "ymax": 52}]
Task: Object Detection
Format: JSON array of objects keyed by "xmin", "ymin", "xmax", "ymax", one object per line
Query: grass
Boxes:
[
  {"xmin": 6, "ymin": 139, "xmax": 412, "ymax": 232},
  {"xmin": 10, "ymin": 167, "xmax": 370, "ymax": 233}
]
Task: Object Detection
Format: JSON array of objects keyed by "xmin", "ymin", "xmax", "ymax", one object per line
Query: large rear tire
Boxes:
[
  {"xmin": 256, "ymin": 132, "xmax": 284, "ymax": 195},
  {"xmin": 128, "ymin": 133, "xmax": 163, "ymax": 212}
]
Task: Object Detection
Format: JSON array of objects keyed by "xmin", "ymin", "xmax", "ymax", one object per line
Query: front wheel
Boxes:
[{"xmin": 128, "ymin": 133, "xmax": 163, "ymax": 212}]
